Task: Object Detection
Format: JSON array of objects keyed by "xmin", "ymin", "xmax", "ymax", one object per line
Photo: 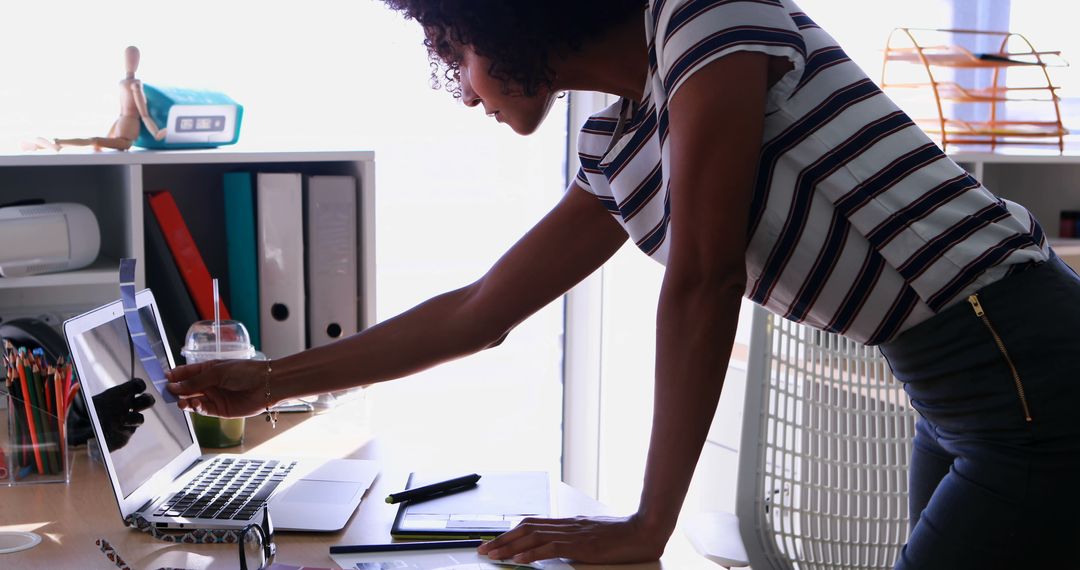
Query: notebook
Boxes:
[
  {"xmin": 63, "ymin": 288, "xmax": 379, "ymax": 532},
  {"xmin": 390, "ymin": 471, "xmax": 551, "ymax": 540}
]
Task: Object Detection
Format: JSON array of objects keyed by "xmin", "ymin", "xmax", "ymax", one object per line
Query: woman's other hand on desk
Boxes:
[
  {"xmin": 166, "ymin": 360, "xmax": 266, "ymax": 418},
  {"xmin": 478, "ymin": 514, "xmax": 667, "ymax": 564}
]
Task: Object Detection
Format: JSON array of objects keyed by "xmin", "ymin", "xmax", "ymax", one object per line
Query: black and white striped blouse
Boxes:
[{"xmin": 575, "ymin": 0, "xmax": 1048, "ymax": 345}]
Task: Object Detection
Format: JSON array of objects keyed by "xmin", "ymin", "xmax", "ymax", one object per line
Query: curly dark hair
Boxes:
[{"xmin": 381, "ymin": 0, "xmax": 646, "ymax": 98}]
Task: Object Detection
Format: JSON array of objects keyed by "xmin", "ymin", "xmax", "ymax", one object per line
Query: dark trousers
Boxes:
[{"xmin": 880, "ymin": 253, "xmax": 1080, "ymax": 570}]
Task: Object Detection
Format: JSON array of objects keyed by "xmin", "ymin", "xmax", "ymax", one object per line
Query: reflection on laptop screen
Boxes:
[{"xmin": 67, "ymin": 305, "xmax": 192, "ymax": 498}]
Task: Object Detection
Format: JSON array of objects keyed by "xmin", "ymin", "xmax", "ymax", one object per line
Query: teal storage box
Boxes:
[{"xmin": 136, "ymin": 85, "xmax": 243, "ymax": 149}]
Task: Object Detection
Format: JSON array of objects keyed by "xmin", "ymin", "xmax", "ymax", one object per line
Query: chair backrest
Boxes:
[{"xmin": 736, "ymin": 306, "xmax": 917, "ymax": 569}]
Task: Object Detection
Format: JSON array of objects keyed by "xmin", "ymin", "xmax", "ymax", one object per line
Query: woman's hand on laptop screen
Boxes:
[
  {"xmin": 94, "ymin": 378, "xmax": 155, "ymax": 451},
  {"xmin": 166, "ymin": 360, "xmax": 267, "ymax": 418}
]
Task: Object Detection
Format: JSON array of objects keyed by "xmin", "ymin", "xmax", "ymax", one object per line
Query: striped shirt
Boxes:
[{"xmin": 575, "ymin": 0, "xmax": 1049, "ymax": 345}]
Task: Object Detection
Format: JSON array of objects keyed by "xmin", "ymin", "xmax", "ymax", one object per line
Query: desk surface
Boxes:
[{"xmin": 2, "ymin": 399, "xmax": 716, "ymax": 570}]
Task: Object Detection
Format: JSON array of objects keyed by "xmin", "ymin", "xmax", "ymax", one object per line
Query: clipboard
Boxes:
[{"xmin": 390, "ymin": 471, "xmax": 551, "ymax": 540}]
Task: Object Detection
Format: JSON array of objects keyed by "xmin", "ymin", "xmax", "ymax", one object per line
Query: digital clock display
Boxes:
[{"xmin": 175, "ymin": 115, "xmax": 226, "ymax": 133}]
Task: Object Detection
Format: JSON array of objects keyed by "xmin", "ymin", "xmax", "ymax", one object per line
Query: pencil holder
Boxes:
[{"xmin": 2, "ymin": 388, "xmax": 71, "ymax": 485}]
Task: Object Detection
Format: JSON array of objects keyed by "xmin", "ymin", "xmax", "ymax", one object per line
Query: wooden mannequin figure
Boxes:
[{"xmin": 22, "ymin": 46, "xmax": 167, "ymax": 152}]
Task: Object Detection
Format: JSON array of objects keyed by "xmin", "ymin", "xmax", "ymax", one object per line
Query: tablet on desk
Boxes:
[{"xmin": 391, "ymin": 471, "xmax": 550, "ymax": 540}]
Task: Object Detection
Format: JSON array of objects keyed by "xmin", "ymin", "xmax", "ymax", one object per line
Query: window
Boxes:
[{"xmin": 1, "ymin": 1, "xmax": 569, "ymax": 474}]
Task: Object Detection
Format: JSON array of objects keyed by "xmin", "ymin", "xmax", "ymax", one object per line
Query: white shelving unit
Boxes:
[
  {"xmin": 0, "ymin": 149, "xmax": 376, "ymax": 333},
  {"xmin": 951, "ymin": 149, "xmax": 1080, "ymax": 238}
]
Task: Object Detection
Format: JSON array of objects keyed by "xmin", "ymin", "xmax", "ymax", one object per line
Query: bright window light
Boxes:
[{"xmin": 1, "ymin": 1, "xmax": 568, "ymax": 474}]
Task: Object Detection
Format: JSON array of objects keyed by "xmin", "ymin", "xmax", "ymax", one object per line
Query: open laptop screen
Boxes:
[{"xmin": 67, "ymin": 303, "xmax": 193, "ymax": 498}]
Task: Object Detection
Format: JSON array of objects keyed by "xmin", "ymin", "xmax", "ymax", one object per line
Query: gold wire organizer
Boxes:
[{"xmin": 881, "ymin": 28, "xmax": 1069, "ymax": 151}]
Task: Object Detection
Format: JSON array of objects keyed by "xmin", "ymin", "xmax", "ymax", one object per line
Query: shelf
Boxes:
[
  {"xmin": 881, "ymin": 28, "xmax": 1067, "ymax": 152},
  {"xmin": 0, "ymin": 148, "xmax": 375, "ymax": 168},
  {"xmin": 883, "ymin": 46, "xmax": 1064, "ymax": 68},
  {"xmin": 916, "ymin": 118, "xmax": 1068, "ymax": 138},
  {"xmin": 0, "ymin": 150, "xmax": 378, "ymax": 333},
  {"xmin": 0, "ymin": 256, "xmax": 121, "ymax": 290},
  {"xmin": 885, "ymin": 82, "xmax": 1060, "ymax": 103}
]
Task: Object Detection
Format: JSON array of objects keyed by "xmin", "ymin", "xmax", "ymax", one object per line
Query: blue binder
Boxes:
[{"xmin": 223, "ymin": 172, "xmax": 261, "ymax": 350}]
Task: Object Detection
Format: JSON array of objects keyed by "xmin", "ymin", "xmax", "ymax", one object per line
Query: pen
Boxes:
[
  {"xmin": 330, "ymin": 539, "xmax": 483, "ymax": 554},
  {"xmin": 385, "ymin": 473, "xmax": 482, "ymax": 504}
]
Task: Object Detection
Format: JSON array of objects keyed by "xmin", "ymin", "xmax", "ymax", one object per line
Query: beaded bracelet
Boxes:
[{"xmin": 264, "ymin": 359, "xmax": 278, "ymax": 429}]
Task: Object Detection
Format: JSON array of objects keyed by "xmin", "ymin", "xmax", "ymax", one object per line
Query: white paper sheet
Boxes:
[{"xmin": 330, "ymin": 547, "xmax": 573, "ymax": 570}]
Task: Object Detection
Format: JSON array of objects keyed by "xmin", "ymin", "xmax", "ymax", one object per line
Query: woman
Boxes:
[{"xmin": 167, "ymin": 1, "xmax": 1080, "ymax": 567}]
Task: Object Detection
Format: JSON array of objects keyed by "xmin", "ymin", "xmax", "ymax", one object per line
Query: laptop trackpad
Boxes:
[
  {"xmin": 271, "ymin": 480, "xmax": 362, "ymax": 531},
  {"xmin": 278, "ymin": 480, "xmax": 359, "ymax": 504},
  {"xmin": 304, "ymin": 460, "xmax": 374, "ymax": 482}
]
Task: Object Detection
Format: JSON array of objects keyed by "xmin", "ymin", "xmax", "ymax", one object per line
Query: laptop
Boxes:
[{"xmin": 63, "ymin": 288, "xmax": 379, "ymax": 532}]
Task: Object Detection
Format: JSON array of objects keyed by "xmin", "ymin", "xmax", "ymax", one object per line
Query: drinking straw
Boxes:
[{"xmin": 213, "ymin": 278, "xmax": 222, "ymax": 354}]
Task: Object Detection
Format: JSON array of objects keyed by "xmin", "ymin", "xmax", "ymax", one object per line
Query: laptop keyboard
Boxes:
[{"xmin": 152, "ymin": 458, "xmax": 297, "ymax": 521}]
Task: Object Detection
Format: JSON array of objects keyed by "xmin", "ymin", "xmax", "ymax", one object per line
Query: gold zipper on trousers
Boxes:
[{"xmin": 967, "ymin": 294, "xmax": 1033, "ymax": 423}]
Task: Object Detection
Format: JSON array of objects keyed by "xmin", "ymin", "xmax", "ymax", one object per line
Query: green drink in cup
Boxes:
[{"xmin": 180, "ymin": 319, "xmax": 259, "ymax": 448}]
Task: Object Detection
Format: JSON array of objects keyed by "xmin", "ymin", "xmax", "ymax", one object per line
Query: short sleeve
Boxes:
[
  {"xmin": 654, "ymin": 0, "xmax": 806, "ymax": 101},
  {"xmin": 574, "ymin": 166, "xmax": 593, "ymax": 192},
  {"xmin": 573, "ymin": 103, "xmax": 623, "ymax": 210}
]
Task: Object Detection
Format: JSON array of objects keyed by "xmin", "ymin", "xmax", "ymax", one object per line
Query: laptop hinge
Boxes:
[{"xmin": 178, "ymin": 456, "xmax": 205, "ymax": 478}]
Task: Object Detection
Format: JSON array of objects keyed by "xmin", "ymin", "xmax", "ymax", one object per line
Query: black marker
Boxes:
[
  {"xmin": 385, "ymin": 473, "xmax": 482, "ymax": 504},
  {"xmin": 330, "ymin": 539, "xmax": 483, "ymax": 554}
]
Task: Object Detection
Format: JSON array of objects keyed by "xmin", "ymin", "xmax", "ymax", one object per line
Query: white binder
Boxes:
[
  {"xmin": 256, "ymin": 172, "xmax": 306, "ymax": 358},
  {"xmin": 305, "ymin": 175, "xmax": 359, "ymax": 348}
]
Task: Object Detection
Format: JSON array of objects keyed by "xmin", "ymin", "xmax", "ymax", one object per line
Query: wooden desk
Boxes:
[{"xmin": 1, "ymin": 400, "xmax": 716, "ymax": 569}]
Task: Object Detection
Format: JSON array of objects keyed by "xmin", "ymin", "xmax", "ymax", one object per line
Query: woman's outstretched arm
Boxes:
[{"xmin": 167, "ymin": 183, "xmax": 627, "ymax": 417}]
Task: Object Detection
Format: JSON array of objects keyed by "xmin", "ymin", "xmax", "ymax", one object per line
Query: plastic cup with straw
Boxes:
[{"xmin": 180, "ymin": 278, "xmax": 257, "ymax": 447}]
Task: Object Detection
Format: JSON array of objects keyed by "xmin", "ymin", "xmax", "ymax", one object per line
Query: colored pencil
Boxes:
[
  {"xmin": 5, "ymin": 348, "xmax": 31, "ymax": 472},
  {"xmin": 15, "ymin": 464, "xmax": 33, "ymax": 480},
  {"xmin": 29, "ymin": 362, "xmax": 55, "ymax": 474},
  {"xmin": 40, "ymin": 365, "xmax": 59, "ymax": 474},
  {"xmin": 59, "ymin": 365, "xmax": 70, "ymax": 473},
  {"xmin": 11, "ymin": 368, "xmax": 29, "ymax": 468},
  {"xmin": 64, "ymin": 382, "xmax": 80, "ymax": 414},
  {"xmin": 15, "ymin": 356, "xmax": 44, "ymax": 474},
  {"xmin": 45, "ymin": 362, "xmax": 62, "ymax": 474},
  {"xmin": 58, "ymin": 362, "xmax": 75, "ymax": 470},
  {"xmin": 5, "ymin": 364, "xmax": 26, "ymax": 471},
  {"xmin": 54, "ymin": 366, "xmax": 66, "ymax": 471},
  {"xmin": 43, "ymin": 368, "xmax": 54, "ymax": 417},
  {"xmin": 3, "ymin": 346, "xmax": 78, "ymax": 478}
]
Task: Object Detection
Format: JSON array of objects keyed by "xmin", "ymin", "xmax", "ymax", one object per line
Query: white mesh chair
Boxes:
[{"xmin": 688, "ymin": 305, "xmax": 918, "ymax": 569}]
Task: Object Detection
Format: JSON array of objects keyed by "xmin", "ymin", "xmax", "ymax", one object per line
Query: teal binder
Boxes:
[{"xmin": 223, "ymin": 172, "xmax": 261, "ymax": 350}]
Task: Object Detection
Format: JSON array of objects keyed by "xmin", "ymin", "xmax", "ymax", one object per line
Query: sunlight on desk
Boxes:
[
  {"xmin": 240, "ymin": 398, "xmax": 376, "ymax": 459},
  {"xmin": 0, "ymin": 522, "xmax": 49, "ymax": 533},
  {"xmin": 1, "ymin": 397, "xmax": 716, "ymax": 569},
  {"xmin": 42, "ymin": 532, "xmax": 64, "ymax": 548}
]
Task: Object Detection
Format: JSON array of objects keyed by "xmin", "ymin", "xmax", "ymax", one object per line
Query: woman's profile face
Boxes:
[{"xmin": 458, "ymin": 46, "xmax": 558, "ymax": 136}]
